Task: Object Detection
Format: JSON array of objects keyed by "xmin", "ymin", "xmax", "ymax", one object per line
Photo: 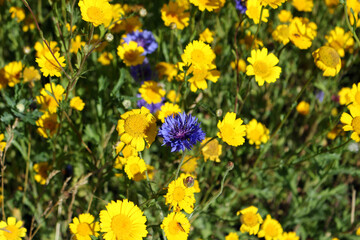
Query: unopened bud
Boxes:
[
  {"xmin": 122, "ymin": 99, "xmax": 131, "ymax": 109},
  {"xmin": 139, "ymin": 8, "xmax": 147, "ymax": 17},
  {"xmin": 23, "ymin": 46, "xmax": 31, "ymax": 54},
  {"xmin": 16, "ymin": 103, "xmax": 25, "ymax": 113},
  {"xmin": 216, "ymin": 109, "xmax": 223, "ymax": 117},
  {"xmin": 170, "ymin": 22, "xmax": 177, "ymax": 30},
  {"xmin": 226, "ymin": 161, "xmax": 234, "ymax": 171},
  {"xmin": 105, "ymin": 33, "xmax": 114, "ymax": 42},
  {"xmin": 183, "ymin": 176, "xmax": 194, "ymax": 188}
]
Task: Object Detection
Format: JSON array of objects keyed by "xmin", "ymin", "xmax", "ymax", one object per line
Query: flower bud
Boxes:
[
  {"xmin": 216, "ymin": 109, "xmax": 223, "ymax": 117},
  {"xmin": 139, "ymin": 8, "xmax": 147, "ymax": 17},
  {"xmin": 122, "ymin": 99, "xmax": 131, "ymax": 109},
  {"xmin": 226, "ymin": 161, "xmax": 234, "ymax": 171},
  {"xmin": 183, "ymin": 176, "xmax": 194, "ymax": 188},
  {"xmin": 105, "ymin": 33, "xmax": 114, "ymax": 42}
]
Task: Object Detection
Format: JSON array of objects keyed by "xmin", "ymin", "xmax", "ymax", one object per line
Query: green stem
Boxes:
[{"xmin": 175, "ymin": 150, "xmax": 186, "ymax": 180}]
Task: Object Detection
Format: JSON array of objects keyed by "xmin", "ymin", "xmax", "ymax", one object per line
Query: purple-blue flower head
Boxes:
[
  {"xmin": 234, "ymin": 0, "xmax": 247, "ymax": 14},
  {"xmin": 130, "ymin": 58, "xmax": 153, "ymax": 82},
  {"xmin": 137, "ymin": 94, "xmax": 164, "ymax": 114},
  {"xmin": 123, "ymin": 30, "xmax": 158, "ymax": 55},
  {"xmin": 158, "ymin": 112, "xmax": 206, "ymax": 152}
]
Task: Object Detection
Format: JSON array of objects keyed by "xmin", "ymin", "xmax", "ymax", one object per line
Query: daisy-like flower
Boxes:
[
  {"xmin": 246, "ymin": 48, "xmax": 281, "ymax": 86},
  {"xmin": 36, "ymin": 112, "xmax": 59, "ymax": 138},
  {"xmin": 190, "ymin": 0, "xmax": 225, "ymax": 12},
  {"xmin": 165, "ymin": 178, "xmax": 196, "ymax": 213},
  {"xmin": 69, "ymin": 213, "xmax": 100, "ymax": 240},
  {"xmin": 296, "ymin": 101, "xmax": 310, "ymax": 115},
  {"xmin": 139, "ymin": 81, "xmax": 166, "ymax": 104},
  {"xmin": 282, "ymin": 232, "xmax": 300, "ymax": 240},
  {"xmin": 181, "ymin": 156, "xmax": 198, "ymax": 173},
  {"xmin": 338, "ymin": 87, "xmax": 352, "ymax": 105},
  {"xmin": 0, "ymin": 69, "xmax": 8, "ymax": 90},
  {"xmin": 260, "ymin": 0, "xmax": 286, "ymax": 9},
  {"xmin": 167, "ymin": 90, "xmax": 180, "ymax": 103},
  {"xmin": 201, "ymin": 137, "xmax": 222, "ymax": 162},
  {"xmin": 237, "ymin": 206, "xmax": 263, "ymax": 235},
  {"xmin": 34, "ymin": 41, "xmax": 60, "ymax": 58},
  {"xmin": 9, "ymin": 7, "xmax": 25, "ymax": 22},
  {"xmin": 161, "ymin": 212, "xmax": 190, "ymax": 240},
  {"xmin": 278, "ymin": 10, "xmax": 292, "ymax": 22},
  {"xmin": 117, "ymin": 41, "xmax": 145, "ymax": 67},
  {"xmin": 116, "ymin": 107, "xmax": 157, "ymax": 152},
  {"xmin": 100, "ymin": 200, "xmax": 148, "ymax": 240},
  {"xmin": 292, "ymin": 0, "xmax": 313, "ymax": 12},
  {"xmin": 4, "ymin": 61, "xmax": 23, "ymax": 87},
  {"xmin": 187, "ymin": 65, "xmax": 220, "ymax": 92},
  {"xmin": 161, "ymin": 1, "xmax": 190, "ymax": 30},
  {"xmin": 158, "ymin": 112, "xmax": 206, "ymax": 152},
  {"xmin": 246, "ymin": 0, "xmax": 270, "ymax": 24},
  {"xmin": 217, "ymin": 112, "xmax": 246, "ymax": 146},
  {"xmin": 137, "ymin": 94, "xmax": 164, "ymax": 114},
  {"xmin": 36, "ymin": 83, "xmax": 65, "ymax": 113},
  {"xmin": 0, "ymin": 134, "xmax": 6, "ymax": 152},
  {"xmin": 33, "ymin": 162, "xmax": 51, "ymax": 185},
  {"xmin": 199, "ymin": 28, "xmax": 214, "ymax": 43},
  {"xmin": 272, "ymin": 25, "xmax": 290, "ymax": 45},
  {"xmin": 231, "ymin": 59, "xmax": 247, "ymax": 73},
  {"xmin": 182, "ymin": 40, "xmax": 216, "ymax": 69},
  {"xmin": 114, "ymin": 142, "xmax": 138, "ymax": 170},
  {"xmin": 356, "ymin": 226, "xmax": 360, "ymax": 235},
  {"xmin": 341, "ymin": 104, "xmax": 360, "ymax": 142},
  {"xmin": 347, "ymin": 0, "xmax": 360, "ymax": 27},
  {"xmin": 312, "ymin": 46, "xmax": 341, "ymax": 77},
  {"xmin": 70, "ymin": 35, "xmax": 86, "ymax": 54},
  {"xmin": 106, "ymin": 3, "xmax": 125, "ymax": 29},
  {"xmin": 156, "ymin": 62, "xmax": 178, "ymax": 82},
  {"xmin": 258, "ymin": 215, "xmax": 283, "ymax": 240},
  {"xmin": 98, "ymin": 52, "xmax": 114, "ymax": 66},
  {"xmin": 325, "ymin": 27, "xmax": 354, "ymax": 57},
  {"xmin": 158, "ymin": 102, "xmax": 182, "ymax": 123},
  {"xmin": 225, "ymin": 232, "xmax": 239, "ymax": 240},
  {"xmin": 114, "ymin": 16, "xmax": 142, "ymax": 34},
  {"xmin": 0, "ymin": 217, "xmax": 27, "ymax": 240},
  {"xmin": 36, "ymin": 51, "xmax": 66, "ymax": 77},
  {"xmin": 78, "ymin": 0, "xmax": 112, "ymax": 27},
  {"xmin": 124, "ymin": 156, "xmax": 147, "ymax": 181},
  {"xmin": 349, "ymin": 83, "xmax": 360, "ymax": 105},
  {"xmin": 70, "ymin": 96, "xmax": 85, "ymax": 111},
  {"xmin": 246, "ymin": 119, "xmax": 270, "ymax": 148},
  {"xmin": 123, "ymin": 30, "xmax": 158, "ymax": 55},
  {"xmin": 289, "ymin": 17, "xmax": 317, "ymax": 50},
  {"xmin": 23, "ymin": 66, "xmax": 41, "ymax": 86}
]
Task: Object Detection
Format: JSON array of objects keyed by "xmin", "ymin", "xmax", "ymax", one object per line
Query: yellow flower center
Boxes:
[
  {"xmin": 168, "ymin": 220, "xmax": 184, "ymax": 235},
  {"xmin": 263, "ymin": 221, "xmax": 280, "ymax": 237},
  {"xmin": 318, "ymin": 46, "xmax": 340, "ymax": 68},
  {"xmin": 221, "ymin": 124, "xmax": 234, "ymax": 139},
  {"xmin": 352, "ymin": 116, "xmax": 360, "ymax": 134},
  {"xmin": 124, "ymin": 50, "xmax": 139, "ymax": 62},
  {"xmin": 77, "ymin": 222, "xmax": 92, "ymax": 236},
  {"xmin": 172, "ymin": 186, "xmax": 186, "ymax": 202},
  {"xmin": 253, "ymin": 60, "xmax": 270, "ymax": 78},
  {"xmin": 4, "ymin": 225, "xmax": 20, "ymax": 240},
  {"xmin": 129, "ymin": 163, "xmax": 140, "ymax": 175},
  {"xmin": 111, "ymin": 214, "xmax": 131, "ymax": 239},
  {"xmin": 248, "ymin": 129, "xmax": 262, "ymax": 141},
  {"xmin": 241, "ymin": 212, "xmax": 259, "ymax": 227},
  {"xmin": 87, "ymin": 7, "xmax": 103, "ymax": 23},
  {"xmin": 124, "ymin": 114, "xmax": 148, "ymax": 137},
  {"xmin": 191, "ymin": 49, "xmax": 205, "ymax": 63}
]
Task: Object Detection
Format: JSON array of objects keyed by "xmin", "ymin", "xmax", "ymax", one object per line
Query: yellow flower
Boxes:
[
  {"xmin": 0, "ymin": 134, "xmax": 6, "ymax": 152},
  {"xmin": 97, "ymin": 52, "xmax": 114, "ymax": 66},
  {"xmin": 165, "ymin": 177, "xmax": 196, "ymax": 213},
  {"xmin": 281, "ymin": 232, "xmax": 300, "ymax": 240},
  {"xmin": 272, "ymin": 25, "xmax": 290, "ymax": 45},
  {"xmin": 199, "ymin": 28, "xmax": 214, "ymax": 43},
  {"xmin": 156, "ymin": 62, "xmax": 178, "ymax": 82},
  {"xmin": 182, "ymin": 40, "xmax": 215, "ymax": 69},
  {"xmin": 70, "ymin": 96, "xmax": 85, "ymax": 111},
  {"xmin": 325, "ymin": 27, "xmax": 354, "ymax": 57},
  {"xmin": 246, "ymin": 48, "xmax": 281, "ymax": 86},
  {"xmin": 187, "ymin": 65, "xmax": 220, "ymax": 92},
  {"xmin": 312, "ymin": 46, "xmax": 341, "ymax": 77},
  {"xmin": 260, "ymin": 0, "xmax": 286, "ymax": 9},
  {"xmin": 33, "ymin": 162, "xmax": 51, "ymax": 185},
  {"xmin": 106, "ymin": 3, "xmax": 125, "ymax": 29},
  {"xmin": 246, "ymin": 119, "xmax": 270, "ymax": 147},
  {"xmin": 158, "ymin": 103, "xmax": 182, "ymax": 123},
  {"xmin": 347, "ymin": 0, "xmax": 360, "ymax": 27},
  {"xmin": 167, "ymin": 90, "xmax": 180, "ymax": 103},
  {"xmin": 190, "ymin": 0, "xmax": 225, "ymax": 11},
  {"xmin": 69, "ymin": 213, "xmax": 100, "ymax": 240},
  {"xmin": 161, "ymin": 1, "xmax": 190, "ymax": 30},
  {"xmin": 349, "ymin": 83, "xmax": 360, "ymax": 105},
  {"xmin": 278, "ymin": 10, "xmax": 292, "ymax": 22},
  {"xmin": 113, "ymin": 16, "xmax": 142, "ymax": 33},
  {"xmin": 4, "ymin": 61, "xmax": 23, "ymax": 87},
  {"xmin": 217, "ymin": 112, "xmax": 246, "ymax": 147},
  {"xmin": 338, "ymin": 87, "xmax": 352, "ymax": 105},
  {"xmin": 289, "ymin": 17, "xmax": 317, "ymax": 49},
  {"xmin": 36, "ymin": 51, "xmax": 66, "ymax": 77},
  {"xmin": 341, "ymin": 104, "xmax": 360, "ymax": 142},
  {"xmin": 114, "ymin": 142, "xmax": 138, "ymax": 170},
  {"xmin": 356, "ymin": 226, "xmax": 360, "ymax": 235},
  {"xmin": 34, "ymin": 41, "xmax": 60, "ymax": 58},
  {"xmin": 237, "ymin": 206, "xmax": 263, "ymax": 235},
  {"xmin": 225, "ymin": 232, "xmax": 239, "ymax": 240},
  {"xmin": 0, "ymin": 217, "xmax": 27, "ymax": 240},
  {"xmin": 181, "ymin": 156, "xmax": 198, "ymax": 173},
  {"xmin": 258, "ymin": 215, "xmax": 283, "ymax": 240},
  {"xmin": 116, "ymin": 107, "xmax": 157, "ymax": 151},
  {"xmin": 296, "ymin": 101, "xmax": 310, "ymax": 115},
  {"xmin": 117, "ymin": 41, "xmax": 145, "ymax": 67},
  {"xmin": 9, "ymin": 7, "xmax": 25, "ymax": 22},
  {"xmin": 201, "ymin": 137, "xmax": 222, "ymax": 162},
  {"xmin": 139, "ymin": 81, "xmax": 166, "ymax": 104},
  {"xmin": 100, "ymin": 200, "xmax": 148, "ymax": 240},
  {"xmin": 124, "ymin": 156, "xmax": 147, "ymax": 181},
  {"xmin": 177, "ymin": 0, "xmax": 191, "ymax": 9},
  {"xmin": 70, "ymin": 35, "xmax": 86, "ymax": 54},
  {"xmin": 161, "ymin": 212, "xmax": 190, "ymax": 240},
  {"xmin": 292, "ymin": 0, "xmax": 313, "ymax": 12},
  {"xmin": 0, "ymin": 69, "xmax": 8, "ymax": 90},
  {"xmin": 327, "ymin": 124, "xmax": 342, "ymax": 140},
  {"xmin": 66, "ymin": 23, "xmax": 77, "ymax": 32},
  {"xmin": 36, "ymin": 112, "xmax": 59, "ymax": 138},
  {"xmin": 78, "ymin": 0, "xmax": 112, "ymax": 27},
  {"xmin": 325, "ymin": 0, "xmax": 339, "ymax": 12},
  {"xmin": 231, "ymin": 59, "xmax": 247, "ymax": 73},
  {"xmin": 23, "ymin": 66, "xmax": 41, "ymax": 86},
  {"xmin": 246, "ymin": 0, "xmax": 270, "ymax": 24},
  {"xmin": 36, "ymin": 83, "xmax": 65, "ymax": 113}
]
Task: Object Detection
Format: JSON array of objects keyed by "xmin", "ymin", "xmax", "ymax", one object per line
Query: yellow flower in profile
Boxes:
[
  {"xmin": 9, "ymin": 7, "xmax": 25, "ymax": 22},
  {"xmin": 272, "ymin": 24, "xmax": 290, "ymax": 45},
  {"xmin": 292, "ymin": 0, "xmax": 313, "ymax": 12},
  {"xmin": 78, "ymin": 0, "xmax": 112, "ymax": 27},
  {"xmin": 260, "ymin": 0, "xmax": 286, "ymax": 9},
  {"xmin": 201, "ymin": 137, "xmax": 222, "ymax": 162},
  {"xmin": 325, "ymin": 27, "xmax": 354, "ymax": 57},
  {"xmin": 161, "ymin": 1, "xmax": 190, "ymax": 30},
  {"xmin": 4, "ymin": 61, "xmax": 23, "ymax": 87},
  {"xmin": 296, "ymin": 101, "xmax": 310, "ymax": 115},
  {"xmin": 181, "ymin": 156, "xmax": 198, "ymax": 173},
  {"xmin": 100, "ymin": 200, "xmax": 148, "ymax": 240},
  {"xmin": 36, "ymin": 51, "xmax": 66, "ymax": 77},
  {"xmin": 289, "ymin": 17, "xmax": 317, "ymax": 49},
  {"xmin": 217, "ymin": 112, "xmax": 246, "ymax": 147},
  {"xmin": 70, "ymin": 35, "xmax": 86, "ymax": 54},
  {"xmin": 312, "ymin": 46, "xmax": 341, "ymax": 77},
  {"xmin": 116, "ymin": 107, "xmax": 157, "ymax": 151},
  {"xmin": 356, "ymin": 226, "xmax": 360, "ymax": 235},
  {"xmin": 349, "ymin": 83, "xmax": 360, "ymax": 105},
  {"xmin": 347, "ymin": 0, "xmax": 360, "ymax": 27},
  {"xmin": 281, "ymin": 232, "xmax": 300, "ymax": 240},
  {"xmin": 158, "ymin": 103, "xmax": 182, "ymax": 123},
  {"xmin": 190, "ymin": 0, "xmax": 225, "ymax": 11},
  {"xmin": 165, "ymin": 177, "xmax": 196, "ymax": 213},
  {"xmin": 33, "ymin": 162, "xmax": 51, "ymax": 185},
  {"xmin": 246, "ymin": 0, "xmax": 270, "ymax": 24},
  {"xmin": 66, "ymin": 23, "xmax": 77, "ymax": 32},
  {"xmin": 338, "ymin": 87, "xmax": 352, "ymax": 105},
  {"xmin": 246, "ymin": 119, "xmax": 270, "ymax": 148},
  {"xmin": 161, "ymin": 212, "xmax": 190, "ymax": 240},
  {"xmin": 0, "ymin": 134, "xmax": 6, "ymax": 152},
  {"xmin": 34, "ymin": 41, "xmax": 60, "ymax": 58},
  {"xmin": 199, "ymin": 28, "xmax": 214, "ymax": 43},
  {"xmin": 70, "ymin": 96, "xmax": 85, "ymax": 111},
  {"xmin": 177, "ymin": 0, "xmax": 191, "ymax": 9},
  {"xmin": 0, "ymin": 217, "xmax": 27, "ymax": 240},
  {"xmin": 36, "ymin": 83, "xmax": 65, "ymax": 113},
  {"xmin": 139, "ymin": 81, "xmax": 166, "ymax": 104},
  {"xmin": 124, "ymin": 156, "xmax": 147, "ymax": 181},
  {"xmin": 114, "ymin": 141, "xmax": 138, "ymax": 170},
  {"xmin": 231, "ymin": 59, "xmax": 247, "ymax": 73},
  {"xmin": 69, "ymin": 213, "xmax": 100, "ymax": 240},
  {"xmin": 246, "ymin": 48, "xmax": 281, "ymax": 86},
  {"xmin": 167, "ymin": 90, "xmax": 180, "ymax": 103},
  {"xmin": 225, "ymin": 232, "xmax": 239, "ymax": 240},
  {"xmin": 0, "ymin": 69, "xmax": 8, "ymax": 90},
  {"xmin": 278, "ymin": 10, "xmax": 292, "ymax": 22},
  {"xmin": 117, "ymin": 41, "xmax": 145, "ymax": 67},
  {"xmin": 97, "ymin": 52, "xmax": 114, "ymax": 66},
  {"xmin": 237, "ymin": 206, "xmax": 263, "ymax": 235},
  {"xmin": 258, "ymin": 215, "xmax": 283, "ymax": 240},
  {"xmin": 187, "ymin": 65, "xmax": 220, "ymax": 92},
  {"xmin": 23, "ymin": 66, "xmax": 41, "ymax": 86},
  {"xmin": 182, "ymin": 40, "xmax": 215, "ymax": 69},
  {"xmin": 36, "ymin": 112, "xmax": 59, "ymax": 138},
  {"xmin": 156, "ymin": 62, "xmax": 178, "ymax": 82},
  {"xmin": 341, "ymin": 104, "xmax": 360, "ymax": 142}
]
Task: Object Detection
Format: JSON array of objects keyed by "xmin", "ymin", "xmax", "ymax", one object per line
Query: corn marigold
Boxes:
[
  {"xmin": 165, "ymin": 177, "xmax": 196, "ymax": 213},
  {"xmin": 199, "ymin": 28, "xmax": 214, "ymax": 43},
  {"xmin": 78, "ymin": 0, "xmax": 112, "ymax": 27},
  {"xmin": 33, "ymin": 162, "xmax": 51, "ymax": 185},
  {"xmin": 292, "ymin": 0, "xmax": 313, "ymax": 12},
  {"xmin": 237, "ymin": 206, "xmax": 263, "ymax": 235},
  {"xmin": 201, "ymin": 137, "xmax": 222, "ymax": 162},
  {"xmin": 156, "ymin": 62, "xmax": 178, "ymax": 82},
  {"xmin": 139, "ymin": 80, "xmax": 166, "ymax": 104},
  {"xmin": 312, "ymin": 46, "xmax": 341, "ymax": 77},
  {"xmin": 278, "ymin": 10, "xmax": 292, "ymax": 22},
  {"xmin": 217, "ymin": 112, "xmax": 246, "ymax": 146},
  {"xmin": 158, "ymin": 102, "xmax": 182, "ymax": 123},
  {"xmin": 180, "ymin": 156, "xmax": 198, "ymax": 173},
  {"xmin": 296, "ymin": 101, "xmax": 310, "ymax": 115},
  {"xmin": 161, "ymin": 1, "xmax": 190, "ymax": 30},
  {"xmin": 246, "ymin": 0, "xmax": 270, "ymax": 24},
  {"xmin": 70, "ymin": 35, "xmax": 86, "ymax": 54},
  {"xmin": 246, "ymin": 119, "xmax": 270, "ymax": 147},
  {"xmin": 338, "ymin": 87, "xmax": 352, "ymax": 105},
  {"xmin": 0, "ymin": 217, "xmax": 27, "ymax": 240},
  {"xmin": 124, "ymin": 156, "xmax": 147, "ymax": 181},
  {"xmin": 289, "ymin": 17, "xmax": 317, "ymax": 49},
  {"xmin": 36, "ymin": 112, "xmax": 59, "ymax": 138},
  {"xmin": 70, "ymin": 96, "xmax": 85, "ymax": 111},
  {"xmin": 36, "ymin": 51, "xmax": 66, "ymax": 77},
  {"xmin": 349, "ymin": 83, "xmax": 360, "ymax": 105},
  {"xmin": 281, "ymin": 232, "xmax": 300, "ymax": 240},
  {"xmin": 0, "ymin": 134, "xmax": 6, "ymax": 152},
  {"xmin": 272, "ymin": 25, "xmax": 290, "ymax": 45},
  {"xmin": 182, "ymin": 40, "xmax": 215, "ymax": 69},
  {"xmin": 4, "ymin": 61, "xmax": 23, "ymax": 87},
  {"xmin": 9, "ymin": 7, "xmax": 25, "ymax": 22},
  {"xmin": 161, "ymin": 212, "xmax": 190, "ymax": 240},
  {"xmin": 341, "ymin": 104, "xmax": 360, "ymax": 142},
  {"xmin": 23, "ymin": 66, "xmax": 41, "ymax": 86},
  {"xmin": 231, "ymin": 59, "xmax": 247, "ymax": 73},
  {"xmin": 260, "ymin": 0, "xmax": 286, "ymax": 9},
  {"xmin": 117, "ymin": 41, "xmax": 145, "ymax": 67},
  {"xmin": 34, "ymin": 41, "xmax": 60, "ymax": 58},
  {"xmin": 190, "ymin": 0, "xmax": 225, "ymax": 12},
  {"xmin": 325, "ymin": 27, "xmax": 354, "ymax": 57},
  {"xmin": 225, "ymin": 232, "xmax": 239, "ymax": 240},
  {"xmin": 36, "ymin": 83, "xmax": 65, "ymax": 113},
  {"xmin": 258, "ymin": 215, "xmax": 283, "ymax": 240},
  {"xmin": 97, "ymin": 52, "xmax": 114, "ymax": 66},
  {"xmin": 69, "ymin": 213, "xmax": 100, "ymax": 240}
]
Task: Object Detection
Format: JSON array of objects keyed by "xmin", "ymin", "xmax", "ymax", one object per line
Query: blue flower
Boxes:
[
  {"xmin": 137, "ymin": 94, "xmax": 164, "ymax": 114},
  {"xmin": 123, "ymin": 30, "xmax": 158, "ymax": 55},
  {"xmin": 158, "ymin": 112, "xmax": 206, "ymax": 152},
  {"xmin": 130, "ymin": 58, "xmax": 154, "ymax": 82},
  {"xmin": 234, "ymin": 0, "xmax": 247, "ymax": 14}
]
